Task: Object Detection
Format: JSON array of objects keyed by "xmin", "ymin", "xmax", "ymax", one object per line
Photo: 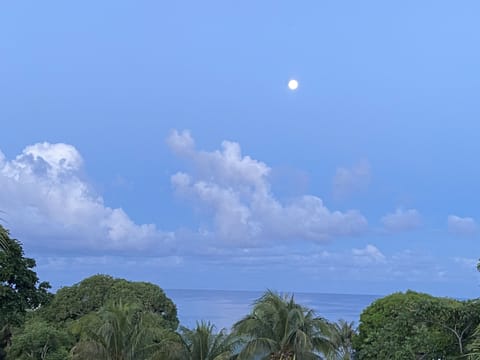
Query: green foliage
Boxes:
[
  {"xmin": 467, "ymin": 325, "xmax": 480, "ymax": 359},
  {"xmin": 107, "ymin": 279, "xmax": 179, "ymax": 330},
  {"xmin": 7, "ymin": 318, "xmax": 73, "ymax": 360},
  {"xmin": 0, "ymin": 327, "xmax": 10, "ymax": 360},
  {"xmin": 354, "ymin": 291, "xmax": 480, "ymax": 359},
  {"xmin": 179, "ymin": 321, "xmax": 239, "ymax": 360},
  {"xmin": 40, "ymin": 274, "xmax": 179, "ymax": 330},
  {"xmin": 70, "ymin": 301, "xmax": 179, "ymax": 360},
  {"xmin": 233, "ymin": 290, "xmax": 331, "ymax": 360},
  {"xmin": 0, "ymin": 226, "xmax": 51, "ymax": 359},
  {"xmin": 5, "ymin": 228, "xmax": 480, "ymax": 360},
  {"xmin": 0, "ymin": 226, "xmax": 51, "ymax": 328},
  {"xmin": 324, "ymin": 320, "xmax": 356, "ymax": 360},
  {"xmin": 0, "ymin": 226, "xmax": 8, "ymax": 251},
  {"xmin": 40, "ymin": 274, "xmax": 116, "ymax": 324}
]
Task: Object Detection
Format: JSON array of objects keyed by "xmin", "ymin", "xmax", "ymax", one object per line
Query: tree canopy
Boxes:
[
  {"xmin": 0, "ymin": 226, "xmax": 52, "ymax": 359},
  {"xmin": 4, "ymin": 224, "xmax": 480, "ymax": 359},
  {"xmin": 179, "ymin": 321, "xmax": 238, "ymax": 360},
  {"xmin": 324, "ymin": 319, "xmax": 355, "ymax": 360},
  {"xmin": 354, "ymin": 291, "xmax": 480, "ymax": 359},
  {"xmin": 7, "ymin": 318, "xmax": 72, "ymax": 360},
  {"xmin": 71, "ymin": 301, "xmax": 177, "ymax": 360},
  {"xmin": 233, "ymin": 290, "xmax": 331, "ymax": 360},
  {"xmin": 40, "ymin": 274, "xmax": 179, "ymax": 331}
]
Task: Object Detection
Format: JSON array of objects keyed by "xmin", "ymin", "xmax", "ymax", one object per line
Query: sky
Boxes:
[{"xmin": 1, "ymin": 1, "xmax": 480, "ymax": 299}]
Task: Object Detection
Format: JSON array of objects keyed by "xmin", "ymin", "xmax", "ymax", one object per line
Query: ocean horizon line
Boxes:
[{"xmin": 165, "ymin": 287, "xmax": 382, "ymax": 298}]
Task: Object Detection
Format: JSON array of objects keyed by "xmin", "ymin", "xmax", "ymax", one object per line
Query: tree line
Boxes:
[{"xmin": 2, "ymin": 226, "xmax": 480, "ymax": 359}]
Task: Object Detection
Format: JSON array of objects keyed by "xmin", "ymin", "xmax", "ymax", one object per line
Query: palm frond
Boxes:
[
  {"xmin": 233, "ymin": 291, "xmax": 332, "ymax": 360},
  {"xmin": 0, "ymin": 224, "xmax": 10, "ymax": 251}
]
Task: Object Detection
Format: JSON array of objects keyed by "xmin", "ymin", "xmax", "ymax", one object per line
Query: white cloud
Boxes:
[
  {"xmin": 332, "ymin": 159, "xmax": 371, "ymax": 199},
  {"xmin": 166, "ymin": 129, "xmax": 195, "ymax": 156},
  {"xmin": 381, "ymin": 208, "xmax": 421, "ymax": 233},
  {"xmin": 196, "ymin": 244, "xmax": 451, "ymax": 285},
  {"xmin": 37, "ymin": 255, "xmax": 184, "ymax": 270},
  {"xmin": 0, "ymin": 142, "xmax": 174, "ymax": 253},
  {"xmin": 352, "ymin": 244, "xmax": 386, "ymax": 264},
  {"xmin": 168, "ymin": 130, "xmax": 368, "ymax": 246},
  {"xmin": 453, "ymin": 257, "xmax": 477, "ymax": 270},
  {"xmin": 448, "ymin": 215, "xmax": 477, "ymax": 237}
]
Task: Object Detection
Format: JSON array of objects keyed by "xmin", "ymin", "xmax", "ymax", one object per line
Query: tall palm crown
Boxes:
[
  {"xmin": 0, "ymin": 211, "xmax": 8, "ymax": 251},
  {"xmin": 71, "ymin": 302, "xmax": 177, "ymax": 360},
  {"xmin": 233, "ymin": 290, "xmax": 331, "ymax": 360},
  {"xmin": 0, "ymin": 226, "xmax": 9, "ymax": 251},
  {"xmin": 466, "ymin": 323, "xmax": 480, "ymax": 360},
  {"xmin": 324, "ymin": 320, "xmax": 356, "ymax": 360},
  {"xmin": 179, "ymin": 321, "xmax": 237, "ymax": 360}
]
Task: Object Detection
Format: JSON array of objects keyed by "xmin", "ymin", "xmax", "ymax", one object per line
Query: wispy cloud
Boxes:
[
  {"xmin": 352, "ymin": 244, "xmax": 386, "ymax": 264},
  {"xmin": 168, "ymin": 130, "xmax": 368, "ymax": 246},
  {"xmin": 448, "ymin": 215, "xmax": 477, "ymax": 237},
  {"xmin": 179, "ymin": 243, "xmax": 454, "ymax": 286},
  {"xmin": 381, "ymin": 208, "xmax": 422, "ymax": 233},
  {"xmin": 332, "ymin": 159, "xmax": 371, "ymax": 199},
  {"xmin": 453, "ymin": 257, "xmax": 477, "ymax": 270}
]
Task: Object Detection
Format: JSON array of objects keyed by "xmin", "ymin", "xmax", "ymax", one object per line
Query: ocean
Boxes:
[{"xmin": 165, "ymin": 289, "xmax": 380, "ymax": 330}]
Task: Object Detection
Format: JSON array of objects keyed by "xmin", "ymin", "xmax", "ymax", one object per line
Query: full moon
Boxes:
[{"xmin": 288, "ymin": 79, "xmax": 299, "ymax": 90}]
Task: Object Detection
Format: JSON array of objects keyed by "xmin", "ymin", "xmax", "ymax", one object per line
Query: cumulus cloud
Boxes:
[
  {"xmin": 167, "ymin": 130, "xmax": 368, "ymax": 246},
  {"xmin": 0, "ymin": 142, "xmax": 174, "ymax": 253},
  {"xmin": 381, "ymin": 208, "xmax": 421, "ymax": 233},
  {"xmin": 448, "ymin": 215, "xmax": 477, "ymax": 237},
  {"xmin": 332, "ymin": 159, "xmax": 371, "ymax": 199}
]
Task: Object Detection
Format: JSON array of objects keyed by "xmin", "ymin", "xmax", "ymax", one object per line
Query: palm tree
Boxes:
[
  {"xmin": 178, "ymin": 321, "xmax": 238, "ymax": 360},
  {"xmin": 71, "ymin": 302, "xmax": 179, "ymax": 360},
  {"xmin": 466, "ymin": 323, "xmax": 480, "ymax": 360},
  {"xmin": 233, "ymin": 290, "xmax": 332, "ymax": 360},
  {"xmin": 323, "ymin": 320, "xmax": 356, "ymax": 360},
  {"xmin": 0, "ymin": 225, "xmax": 9, "ymax": 251}
]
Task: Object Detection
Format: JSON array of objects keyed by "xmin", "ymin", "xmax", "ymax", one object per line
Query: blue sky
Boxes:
[{"xmin": 1, "ymin": 1, "xmax": 480, "ymax": 298}]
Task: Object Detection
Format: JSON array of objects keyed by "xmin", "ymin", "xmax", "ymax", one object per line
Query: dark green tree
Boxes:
[
  {"xmin": 7, "ymin": 318, "xmax": 73, "ymax": 360},
  {"xmin": 354, "ymin": 291, "xmax": 480, "ymax": 359},
  {"xmin": 40, "ymin": 274, "xmax": 116, "ymax": 324},
  {"xmin": 0, "ymin": 226, "xmax": 51, "ymax": 359},
  {"xmin": 41, "ymin": 274, "xmax": 178, "ymax": 330},
  {"xmin": 426, "ymin": 298, "xmax": 480, "ymax": 355},
  {"xmin": 107, "ymin": 279, "xmax": 179, "ymax": 330},
  {"xmin": 466, "ymin": 323, "xmax": 480, "ymax": 359},
  {"xmin": 467, "ymin": 262, "xmax": 480, "ymax": 359}
]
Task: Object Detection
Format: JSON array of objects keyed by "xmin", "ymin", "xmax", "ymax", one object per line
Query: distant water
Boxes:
[{"xmin": 166, "ymin": 289, "xmax": 380, "ymax": 330}]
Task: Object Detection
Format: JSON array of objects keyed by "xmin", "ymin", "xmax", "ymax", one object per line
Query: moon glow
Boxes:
[{"xmin": 288, "ymin": 79, "xmax": 299, "ymax": 90}]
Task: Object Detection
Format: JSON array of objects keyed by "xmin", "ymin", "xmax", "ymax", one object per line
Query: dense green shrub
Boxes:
[{"xmin": 354, "ymin": 291, "xmax": 480, "ymax": 359}]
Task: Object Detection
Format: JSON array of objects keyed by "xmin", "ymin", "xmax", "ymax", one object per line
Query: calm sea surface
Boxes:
[{"xmin": 166, "ymin": 289, "xmax": 380, "ymax": 330}]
